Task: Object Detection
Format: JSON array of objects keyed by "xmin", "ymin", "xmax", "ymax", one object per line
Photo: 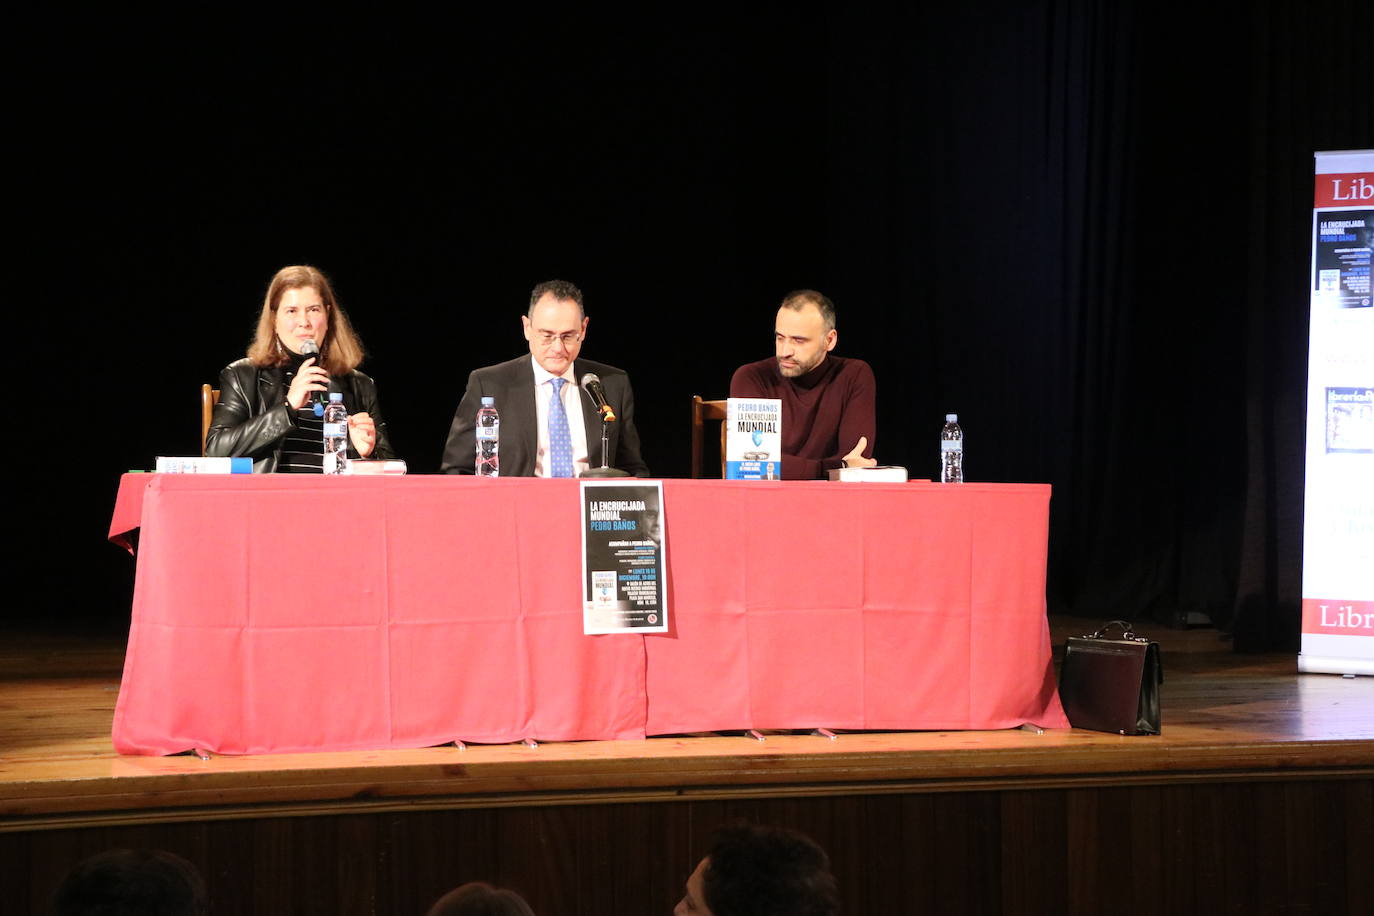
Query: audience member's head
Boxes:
[
  {"xmin": 675, "ymin": 823, "xmax": 839, "ymax": 916},
  {"xmin": 50, "ymin": 848, "xmax": 207, "ymax": 916},
  {"xmin": 426, "ymin": 881, "xmax": 536, "ymax": 916}
]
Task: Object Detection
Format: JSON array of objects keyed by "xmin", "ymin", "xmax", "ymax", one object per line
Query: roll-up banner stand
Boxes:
[{"xmin": 1300, "ymin": 149, "xmax": 1374, "ymax": 676}]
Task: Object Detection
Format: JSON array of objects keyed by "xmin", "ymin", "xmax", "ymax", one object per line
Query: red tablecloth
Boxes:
[{"xmin": 110, "ymin": 475, "xmax": 1067, "ymax": 755}]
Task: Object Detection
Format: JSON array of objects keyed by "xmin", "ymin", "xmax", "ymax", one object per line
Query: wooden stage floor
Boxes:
[{"xmin": 4, "ymin": 616, "xmax": 1372, "ymax": 831}]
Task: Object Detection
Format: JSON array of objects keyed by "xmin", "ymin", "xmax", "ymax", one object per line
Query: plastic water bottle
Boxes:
[
  {"xmin": 475, "ymin": 396, "xmax": 499, "ymax": 476},
  {"xmin": 941, "ymin": 413, "xmax": 963, "ymax": 483},
  {"xmin": 323, "ymin": 393, "xmax": 348, "ymax": 475}
]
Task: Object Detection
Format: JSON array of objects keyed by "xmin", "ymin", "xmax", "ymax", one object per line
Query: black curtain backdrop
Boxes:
[{"xmin": 12, "ymin": 3, "xmax": 1369, "ymax": 652}]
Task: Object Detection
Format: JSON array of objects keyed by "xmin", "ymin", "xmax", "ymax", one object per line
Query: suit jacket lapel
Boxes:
[
  {"xmin": 503, "ymin": 358, "xmax": 539, "ymax": 477},
  {"xmin": 256, "ymin": 368, "xmax": 285, "ymax": 415}
]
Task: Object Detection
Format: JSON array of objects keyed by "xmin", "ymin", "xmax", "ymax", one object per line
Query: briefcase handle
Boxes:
[{"xmin": 1085, "ymin": 619, "xmax": 1150, "ymax": 643}]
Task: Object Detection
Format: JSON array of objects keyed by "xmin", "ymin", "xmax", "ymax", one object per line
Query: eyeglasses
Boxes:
[{"xmin": 536, "ymin": 331, "xmax": 582, "ymax": 348}]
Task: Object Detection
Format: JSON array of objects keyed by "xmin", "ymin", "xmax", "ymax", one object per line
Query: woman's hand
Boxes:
[
  {"xmin": 349, "ymin": 412, "xmax": 378, "ymax": 458},
  {"xmin": 285, "ymin": 358, "xmax": 330, "ymax": 411}
]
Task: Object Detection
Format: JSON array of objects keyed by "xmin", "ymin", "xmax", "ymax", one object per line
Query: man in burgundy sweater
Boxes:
[{"xmin": 729, "ymin": 290, "xmax": 878, "ymax": 479}]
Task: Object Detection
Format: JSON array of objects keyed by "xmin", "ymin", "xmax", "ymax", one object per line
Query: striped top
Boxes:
[{"xmin": 278, "ymin": 406, "xmax": 326, "ymax": 473}]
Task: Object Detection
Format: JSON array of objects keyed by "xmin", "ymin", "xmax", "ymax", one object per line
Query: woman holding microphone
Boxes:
[{"xmin": 207, "ymin": 265, "xmax": 395, "ymax": 472}]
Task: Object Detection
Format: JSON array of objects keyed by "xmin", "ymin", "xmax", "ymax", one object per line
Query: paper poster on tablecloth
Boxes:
[{"xmin": 580, "ymin": 479, "xmax": 668, "ymax": 634}]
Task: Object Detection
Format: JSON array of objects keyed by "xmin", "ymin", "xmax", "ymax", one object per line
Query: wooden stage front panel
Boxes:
[{"xmin": 2, "ymin": 619, "xmax": 1371, "ymax": 914}]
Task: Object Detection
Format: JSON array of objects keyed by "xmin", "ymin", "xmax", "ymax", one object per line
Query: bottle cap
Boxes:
[
  {"xmin": 946, "ymin": 413, "xmax": 957, "ymax": 422},
  {"xmin": 329, "ymin": 392, "xmax": 344, "ymax": 402},
  {"xmin": 481, "ymin": 396, "xmax": 495, "ymax": 407}
]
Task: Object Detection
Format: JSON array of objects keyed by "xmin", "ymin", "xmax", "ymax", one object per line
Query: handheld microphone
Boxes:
[
  {"xmin": 580, "ymin": 373, "xmax": 616, "ymax": 422},
  {"xmin": 298, "ymin": 339, "xmax": 327, "ymax": 415}
]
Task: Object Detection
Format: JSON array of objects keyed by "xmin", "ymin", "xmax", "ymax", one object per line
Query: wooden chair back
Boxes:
[
  {"xmin": 690, "ymin": 396, "xmax": 728, "ymax": 478},
  {"xmin": 201, "ymin": 384, "xmax": 220, "ymax": 456}
]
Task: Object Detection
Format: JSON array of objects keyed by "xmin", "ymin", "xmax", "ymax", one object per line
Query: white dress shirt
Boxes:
[{"xmin": 531, "ymin": 357, "xmax": 590, "ymax": 477}]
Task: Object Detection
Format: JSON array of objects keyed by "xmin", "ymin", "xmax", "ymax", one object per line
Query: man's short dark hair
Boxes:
[
  {"xmin": 426, "ymin": 881, "xmax": 536, "ymax": 916},
  {"xmin": 529, "ymin": 279, "xmax": 585, "ymax": 316},
  {"xmin": 780, "ymin": 290, "xmax": 836, "ymax": 333},
  {"xmin": 703, "ymin": 824, "xmax": 839, "ymax": 916},
  {"xmin": 51, "ymin": 848, "xmax": 207, "ymax": 916}
]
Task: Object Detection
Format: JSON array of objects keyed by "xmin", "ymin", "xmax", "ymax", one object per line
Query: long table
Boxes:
[{"xmin": 109, "ymin": 474, "xmax": 1068, "ymax": 755}]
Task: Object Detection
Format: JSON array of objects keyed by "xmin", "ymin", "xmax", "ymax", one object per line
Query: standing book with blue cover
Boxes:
[{"xmin": 725, "ymin": 398, "xmax": 782, "ymax": 480}]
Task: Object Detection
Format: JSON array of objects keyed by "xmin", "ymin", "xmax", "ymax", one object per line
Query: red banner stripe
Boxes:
[
  {"xmin": 1301, "ymin": 599, "xmax": 1374, "ymax": 636},
  {"xmin": 1314, "ymin": 172, "xmax": 1374, "ymax": 208}
]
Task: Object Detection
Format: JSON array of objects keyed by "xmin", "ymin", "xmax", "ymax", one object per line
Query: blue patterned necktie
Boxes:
[{"xmin": 548, "ymin": 378, "xmax": 574, "ymax": 478}]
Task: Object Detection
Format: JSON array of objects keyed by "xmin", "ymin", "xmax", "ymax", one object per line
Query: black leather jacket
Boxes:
[{"xmin": 206, "ymin": 358, "xmax": 397, "ymax": 473}]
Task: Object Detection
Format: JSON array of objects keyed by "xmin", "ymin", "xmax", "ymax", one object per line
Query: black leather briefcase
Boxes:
[{"xmin": 1058, "ymin": 620, "xmax": 1163, "ymax": 735}]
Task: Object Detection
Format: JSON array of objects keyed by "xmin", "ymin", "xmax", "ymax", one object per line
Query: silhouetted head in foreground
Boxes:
[
  {"xmin": 675, "ymin": 823, "xmax": 839, "ymax": 916},
  {"xmin": 427, "ymin": 881, "xmax": 536, "ymax": 916},
  {"xmin": 51, "ymin": 848, "xmax": 207, "ymax": 916}
]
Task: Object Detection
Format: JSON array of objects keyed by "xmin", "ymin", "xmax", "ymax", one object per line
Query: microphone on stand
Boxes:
[
  {"xmin": 299, "ymin": 339, "xmax": 327, "ymax": 416},
  {"xmin": 580, "ymin": 373, "xmax": 616, "ymax": 423},
  {"xmin": 578, "ymin": 372, "xmax": 629, "ymax": 477}
]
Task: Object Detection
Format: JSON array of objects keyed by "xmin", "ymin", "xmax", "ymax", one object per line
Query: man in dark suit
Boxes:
[{"xmin": 441, "ymin": 279, "xmax": 650, "ymax": 477}]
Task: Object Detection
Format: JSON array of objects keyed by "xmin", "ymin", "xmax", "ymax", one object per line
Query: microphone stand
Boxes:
[{"xmin": 580, "ymin": 414, "xmax": 630, "ymax": 478}]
